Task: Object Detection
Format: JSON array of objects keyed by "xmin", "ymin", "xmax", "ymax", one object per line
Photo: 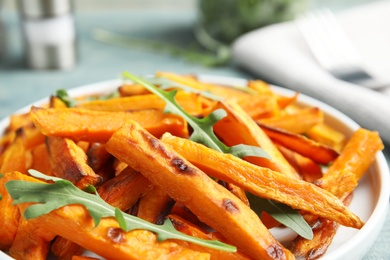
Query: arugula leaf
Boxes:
[
  {"xmin": 56, "ymin": 89, "xmax": 78, "ymax": 107},
  {"xmin": 122, "ymin": 71, "xmax": 270, "ymax": 160},
  {"xmin": 122, "ymin": 72, "xmax": 312, "ymax": 239},
  {"xmin": 5, "ymin": 170, "xmax": 236, "ymax": 252},
  {"xmin": 56, "ymin": 89, "xmax": 120, "ymax": 108},
  {"xmin": 140, "ymin": 77, "xmax": 224, "ymax": 101},
  {"xmin": 247, "ymin": 193, "xmax": 313, "ymax": 240}
]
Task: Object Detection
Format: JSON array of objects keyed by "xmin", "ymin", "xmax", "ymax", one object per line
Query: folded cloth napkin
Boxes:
[{"xmin": 232, "ymin": 0, "xmax": 390, "ymax": 145}]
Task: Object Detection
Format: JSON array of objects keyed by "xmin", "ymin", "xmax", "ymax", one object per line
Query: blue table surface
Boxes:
[{"xmin": 0, "ymin": 7, "xmax": 389, "ymax": 260}]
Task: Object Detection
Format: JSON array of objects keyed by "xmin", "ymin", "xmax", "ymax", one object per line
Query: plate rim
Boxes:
[{"xmin": 0, "ymin": 75, "xmax": 389, "ymax": 260}]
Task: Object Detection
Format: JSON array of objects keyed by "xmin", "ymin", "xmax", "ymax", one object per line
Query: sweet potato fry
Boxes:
[
  {"xmin": 97, "ymin": 166, "xmax": 152, "ymax": 211},
  {"xmin": 258, "ymin": 107, "xmax": 324, "ymax": 134},
  {"xmin": 277, "ymin": 145, "xmax": 323, "ymax": 183},
  {"xmin": 289, "ymin": 129, "xmax": 383, "ymax": 258},
  {"xmin": 6, "ymin": 112, "xmax": 33, "ymax": 133},
  {"xmin": 161, "ymin": 133, "xmax": 364, "ymax": 229},
  {"xmin": 30, "ymin": 143, "xmax": 54, "ymax": 176},
  {"xmin": 106, "ymin": 120, "xmax": 294, "ymax": 260},
  {"xmin": 78, "ymin": 91, "xmax": 203, "ymax": 116},
  {"xmin": 324, "ymin": 128, "xmax": 383, "ymax": 181},
  {"xmin": 237, "ymin": 95, "xmax": 280, "ymax": 119},
  {"xmin": 211, "ymin": 99, "xmax": 299, "ymax": 179},
  {"xmin": 168, "ymin": 214, "xmax": 251, "ymax": 260},
  {"xmin": 259, "ymin": 123, "xmax": 339, "ymax": 165},
  {"xmin": 137, "ymin": 185, "xmax": 174, "ymax": 224},
  {"xmin": 51, "ymin": 236, "xmax": 86, "ymax": 260},
  {"xmin": 16, "ymin": 202, "xmax": 210, "ymax": 260},
  {"xmin": 119, "ymin": 83, "xmax": 151, "ymax": 96},
  {"xmin": 0, "ymin": 131, "xmax": 15, "ymax": 157},
  {"xmin": 8, "ymin": 216, "xmax": 56, "ymax": 260},
  {"xmin": 46, "ymin": 136, "xmax": 102, "ymax": 189},
  {"xmin": 30, "ymin": 106, "xmax": 189, "ymax": 142},
  {"xmin": 49, "ymin": 95, "xmax": 68, "ymax": 108},
  {"xmin": 0, "ymin": 171, "xmax": 43, "ymax": 251},
  {"xmin": 306, "ymin": 123, "xmax": 346, "ymax": 152},
  {"xmin": 0, "ymin": 128, "xmax": 27, "ymax": 175}
]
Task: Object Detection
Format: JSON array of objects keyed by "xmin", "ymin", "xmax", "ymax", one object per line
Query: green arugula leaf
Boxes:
[
  {"xmin": 122, "ymin": 72, "xmax": 312, "ymax": 239},
  {"xmin": 56, "ymin": 89, "xmax": 119, "ymax": 108},
  {"xmin": 141, "ymin": 77, "xmax": 224, "ymax": 101},
  {"xmin": 247, "ymin": 193, "xmax": 313, "ymax": 240},
  {"xmin": 4, "ymin": 170, "xmax": 236, "ymax": 252},
  {"xmin": 122, "ymin": 71, "xmax": 270, "ymax": 160},
  {"xmin": 56, "ymin": 89, "xmax": 78, "ymax": 107}
]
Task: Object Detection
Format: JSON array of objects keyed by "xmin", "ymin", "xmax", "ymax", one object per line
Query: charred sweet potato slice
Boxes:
[
  {"xmin": 289, "ymin": 128, "xmax": 383, "ymax": 258},
  {"xmin": 30, "ymin": 106, "xmax": 189, "ymax": 142},
  {"xmin": 161, "ymin": 133, "xmax": 364, "ymax": 229},
  {"xmin": 258, "ymin": 123, "xmax": 339, "ymax": 165},
  {"xmin": 46, "ymin": 136, "xmax": 102, "ymax": 189},
  {"xmin": 106, "ymin": 120, "xmax": 294, "ymax": 260}
]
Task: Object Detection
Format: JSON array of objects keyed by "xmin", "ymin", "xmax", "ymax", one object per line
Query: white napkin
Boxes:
[{"xmin": 232, "ymin": 0, "xmax": 390, "ymax": 145}]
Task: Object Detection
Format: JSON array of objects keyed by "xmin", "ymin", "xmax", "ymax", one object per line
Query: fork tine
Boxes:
[{"xmin": 296, "ymin": 9, "xmax": 364, "ymax": 75}]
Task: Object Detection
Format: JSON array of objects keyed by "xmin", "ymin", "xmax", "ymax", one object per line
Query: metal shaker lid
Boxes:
[{"xmin": 18, "ymin": 0, "xmax": 73, "ymax": 19}]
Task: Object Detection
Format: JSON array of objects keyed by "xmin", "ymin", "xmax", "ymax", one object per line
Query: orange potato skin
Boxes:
[
  {"xmin": 106, "ymin": 120, "xmax": 294, "ymax": 260},
  {"xmin": 30, "ymin": 106, "xmax": 189, "ymax": 142}
]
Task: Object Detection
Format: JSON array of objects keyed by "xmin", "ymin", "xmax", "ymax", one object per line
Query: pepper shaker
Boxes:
[{"xmin": 18, "ymin": 0, "xmax": 76, "ymax": 70}]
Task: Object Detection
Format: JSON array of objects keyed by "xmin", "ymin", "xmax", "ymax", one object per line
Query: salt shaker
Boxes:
[{"xmin": 18, "ymin": 0, "xmax": 76, "ymax": 70}]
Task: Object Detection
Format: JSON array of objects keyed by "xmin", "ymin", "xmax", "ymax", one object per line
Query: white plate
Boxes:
[{"xmin": 1, "ymin": 75, "xmax": 389, "ymax": 260}]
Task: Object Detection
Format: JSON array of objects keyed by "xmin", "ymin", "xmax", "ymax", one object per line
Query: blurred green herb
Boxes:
[{"xmin": 92, "ymin": 28, "xmax": 231, "ymax": 67}]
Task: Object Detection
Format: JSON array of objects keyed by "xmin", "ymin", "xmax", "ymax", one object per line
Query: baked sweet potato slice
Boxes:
[
  {"xmin": 46, "ymin": 136, "xmax": 102, "ymax": 189},
  {"xmin": 168, "ymin": 214, "xmax": 251, "ymax": 260},
  {"xmin": 258, "ymin": 123, "xmax": 339, "ymax": 165},
  {"xmin": 16, "ymin": 203, "xmax": 209, "ymax": 260},
  {"xmin": 31, "ymin": 143, "xmax": 54, "ymax": 177},
  {"xmin": 306, "ymin": 123, "xmax": 346, "ymax": 152},
  {"xmin": 0, "ymin": 128, "xmax": 27, "ymax": 175},
  {"xmin": 106, "ymin": 120, "xmax": 294, "ymax": 260},
  {"xmin": 137, "ymin": 185, "xmax": 174, "ymax": 224},
  {"xmin": 289, "ymin": 128, "xmax": 383, "ymax": 258},
  {"xmin": 31, "ymin": 106, "xmax": 189, "ymax": 142},
  {"xmin": 324, "ymin": 128, "xmax": 383, "ymax": 181},
  {"xmin": 277, "ymin": 145, "xmax": 323, "ymax": 183},
  {"xmin": 0, "ymin": 171, "xmax": 43, "ymax": 251},
  {"xmin": 9, "ymin": 215, "xmax": 56, "ymax": 260},
  {"xmin": 161, "ymin": 133, "xmax": 364, "ymax": 229},
  {"xmin": 78, "ymin": 91, "xmax": 204, "ymax": 116},
  {"xmin": 211, "ymin": 99, "xmax": 299, "ymax": 179},
  {"xmin": 97, "ymin": 166, "xmax": 152, "ymax": 211},
  {"xmin": 258, "ymin": 107, "xmax": 324, "ymax": 134},
  {"xmin": 51, "ymin": 236, "xmax": 86, "ymax": 260}
]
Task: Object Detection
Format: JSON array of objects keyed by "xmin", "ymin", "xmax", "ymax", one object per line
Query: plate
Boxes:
[{"xmin": 1, "ymin": 75, "xmax": 389, "ymax": 260}]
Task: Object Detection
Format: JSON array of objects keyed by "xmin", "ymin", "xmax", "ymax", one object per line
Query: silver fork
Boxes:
[{"xmin": 296, "ymin": 9, "xmax": 387, "ymax": 89}]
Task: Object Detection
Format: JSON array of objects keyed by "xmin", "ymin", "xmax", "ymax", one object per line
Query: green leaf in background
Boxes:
[
  {"xmin": 92, "ymin": 28, "xmax": 231, "ymax": 67},
  {"xmin": 5, "ymin": 170, "xmax": 236, "ymax": 252},
  {"xmin": 247, "ymin": 193, "xmax": 313, "ymax": 240},
  {"xmin": 56, "ymin": 89, "xmax": 78, "ymax": 107},
  {"xmin": 56, "ymin": 89, "xmax": 119, "ymax": 108},
  {"xmin": 142, "ymin": 77, "xmax": 224, "ymax": 101}
]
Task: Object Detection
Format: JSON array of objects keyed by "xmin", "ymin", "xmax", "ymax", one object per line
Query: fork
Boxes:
[{"xmin": 296, "ymin": 9, "xmax": 388, "ymax": 89}]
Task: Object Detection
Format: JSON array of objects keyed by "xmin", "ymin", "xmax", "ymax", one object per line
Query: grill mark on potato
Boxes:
[
  {"xmin": 142, "ymin": 130, "xmax": 196, "ymax": 175},
  {"xmin": 222, "ymin": 198, "xmax": 239, "ymax": 213},
  {"xmin": 106, "ymin": 227, "xmax": 125, "ymax": 244}
]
